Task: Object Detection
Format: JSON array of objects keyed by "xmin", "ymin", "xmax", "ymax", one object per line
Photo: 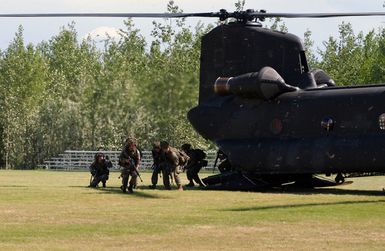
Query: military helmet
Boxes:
[
  {"xmin": 160, "ymin": 141, "xmax": 170, "ymax": 149},
  {"xmin": 153, "ymin": 141, "xmax": 161, "ymax": 149},
  {"xmin": 125, "ymin": 137, "xmax": 137, "ymax": 146},
  {"xmin": 95, "ymin": 152, "xmax": 105, "ymax": 161},
  {"xmin": 181, "ymin": 143, "xmax": 192, "ymax": 152}
]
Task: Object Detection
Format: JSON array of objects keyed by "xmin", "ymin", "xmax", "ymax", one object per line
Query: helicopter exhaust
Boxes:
[{"xmin": 214, "ymin": 66, "xmax": 298, "ymax": 100}]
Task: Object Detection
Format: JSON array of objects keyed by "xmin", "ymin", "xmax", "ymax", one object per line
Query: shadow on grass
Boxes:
[
  {"xmin": 202, "ymin": 185, "xmax": 385, "ymax": 197},
  {"xmin": 0, "ymin": 185, "xmax": 29, "ymax": 188},
  {"xmin": 224, "ymin": 199, "xmax": 385, "ymax": 212},
  {"xmin": 85, "ymin": 186, "xmax": 172, "ymax": 199},
  {"xmin": 274, "ymin": 187, "xmax": 385, "ymax": 197},
  {"xmin": 138, "ymin": 185, "xmax": 204, "ymax": 191}
]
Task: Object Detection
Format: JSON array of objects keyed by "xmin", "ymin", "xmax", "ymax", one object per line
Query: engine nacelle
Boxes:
[{"xmin": 214, "ymin": 66, "xmax": 298, "ymax": 100}]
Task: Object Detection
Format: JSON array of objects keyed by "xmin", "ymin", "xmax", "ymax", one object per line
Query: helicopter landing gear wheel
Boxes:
[{"xmin": 335, "ymin": 173, "xmax": 345, "ymax": 184}]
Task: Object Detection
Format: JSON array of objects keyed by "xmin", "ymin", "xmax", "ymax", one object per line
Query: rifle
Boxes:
[
  {"xmin": 135, "ymin": 169, "xmax": 143, "ymax": 182},
  {"xmin": 213, "ymin": 151, "xmax": 220, "ymax": 173},
  {"xmin": 118, "ymin": 169, "xmax": 142, "ymax": 182}
]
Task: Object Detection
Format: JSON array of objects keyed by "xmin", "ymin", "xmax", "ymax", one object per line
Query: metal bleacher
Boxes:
[{"xmin": 40, "ymin": 150, "xmax": 217, "ymax": 171}]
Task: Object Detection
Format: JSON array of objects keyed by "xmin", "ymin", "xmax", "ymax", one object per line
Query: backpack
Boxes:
[{"xmin": 193, "ymin": 149, "xmax": 206, "ymax": 161}]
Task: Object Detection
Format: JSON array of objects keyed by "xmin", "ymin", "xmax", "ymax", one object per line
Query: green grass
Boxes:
[{"xmin": 0, "ymin": 170, "xmax": 385, "ymax": 250}]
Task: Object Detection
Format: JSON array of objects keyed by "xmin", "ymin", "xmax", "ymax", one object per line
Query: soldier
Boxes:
[
  {"xmin": 160, "ymin": 141, "xmax": 188, "ymax": 191},
  {"xmin": 89, "ymin": 152, "xmax": 111, "ymax": 188},
  {"xmin": 149, "ymin": 141, "xmax": 163, "ymax": 189},
  {"xmin": 119, "ymin": 137, "xmax": 141, "ymax": 193},
  {"xmin": 216, "ymin": 150, "xmax": 232, "ymax": 173},
  {"xmin": 89, "ymin": 153, "xmax": 99, "ymax": 186},
  {"xmin": 181, "ymin": 144, "xmax": 207, "ymax": 187}
]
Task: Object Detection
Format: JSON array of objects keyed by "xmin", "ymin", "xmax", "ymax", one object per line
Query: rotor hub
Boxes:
[{"xmin": 218, "ymin": 9, "xmax": 267, "ymax": 23}]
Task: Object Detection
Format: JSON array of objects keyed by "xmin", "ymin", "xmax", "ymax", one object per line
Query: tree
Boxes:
[
  {"xmin": 0, "ymin": 26, "xmax": 48, "ymax": 168},
  {"xmin": 303, "ymin": 29, "xmax": 317, "ymax": 68},
  {"xmin": 316, "ymin": 22, "xmax": 366, "ymax": 85},
  {"xmin": 133, "ymin": 1, "xmax": 211, "ymax": 148}
]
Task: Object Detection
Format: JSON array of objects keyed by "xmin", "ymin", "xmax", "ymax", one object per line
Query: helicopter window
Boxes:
[
  {"xmin": 321, "ymin": 117, "xmax": 335, "ymax": 132},
  {"xmin": 299, "ymin": 51, "xmax": 309, "ymax": 73},
  {"xmin": 379, "ymin": 114, "xmax": 385, "ymax": 130}
]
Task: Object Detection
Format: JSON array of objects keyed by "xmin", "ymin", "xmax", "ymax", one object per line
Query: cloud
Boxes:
[{"xmin": 83, "ymin": 26, "xmax": 123, "ymax": 41}]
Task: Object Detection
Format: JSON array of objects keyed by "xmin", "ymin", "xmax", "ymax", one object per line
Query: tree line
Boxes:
[{"xmin": 1, "ymin": 2, "xmax": 385, "ymax": 168}]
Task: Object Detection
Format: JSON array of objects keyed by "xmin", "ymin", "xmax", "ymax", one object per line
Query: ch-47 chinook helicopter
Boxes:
[{"xmin": 3, "ymin": 9, "xmax": 385, "ymax": 190}]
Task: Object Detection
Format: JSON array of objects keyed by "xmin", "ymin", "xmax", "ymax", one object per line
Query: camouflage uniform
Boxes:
[
  {"xmin": 183, "ymin": 148, "xmax": 207, "ymax": 187},
  {"xmin": 119, "ymin": 141, "xmax": 141, "ymax": 193},
  {"xmin": 89, "ymin": 153, "xmax": 111, "ymax": 188},
  {"xmin": 149, "ymin": 142, "xmax": 163, "ymax": 189},
  {"xmin": 160, "ymin": 142, "xmax": 188, "ymax": 191}
]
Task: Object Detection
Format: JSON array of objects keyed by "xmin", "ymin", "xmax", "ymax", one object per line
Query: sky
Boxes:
[{"xmin": 0, "ymin": 0, "xmax": 385, "ymax": 51}]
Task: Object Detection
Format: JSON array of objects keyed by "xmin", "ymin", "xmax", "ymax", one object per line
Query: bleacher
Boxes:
[{"xmin": 40, "ymin": 150, "xmax": 217, "ymax": 171}]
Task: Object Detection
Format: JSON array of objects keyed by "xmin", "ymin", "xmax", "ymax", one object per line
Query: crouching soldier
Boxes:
[
  {"xmin": 89, "ymin": 152, "xmax": 111, "ymax": 188},
  {"xmin": 149, "ymin": 141, "xmax": 163, "ymax": 189},
  {"xmin": 181, "ymin": 144, "xmax": 207, "ymax": 187},
  {"xmin": 119, "ymin": 137, "xmax": 141, "ymax": 193},
  {"xmin": 160, "ymin": 141, "xmax": 189, "ymax": 191},
  {"xmin": 216, "ymin": 150, "xmax": 232, "ymax": 173}
]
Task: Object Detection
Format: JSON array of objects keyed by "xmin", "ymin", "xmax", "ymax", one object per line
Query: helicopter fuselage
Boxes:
[
  {"xmin": 189, "ymin": 84, "xmax": 385, "ymax": 175},
  {"xmin": 187, "ymin": 20, "xmax": 385, "ymax": 185}
]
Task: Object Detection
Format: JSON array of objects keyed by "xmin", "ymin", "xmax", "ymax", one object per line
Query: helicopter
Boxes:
[
  {"xmin": 3, "ymin": 9, "xmax": 385, "ymax": 190},
  {"xmin": 187, "ymin": 10, "xmax": 385, "ymax": 189}
]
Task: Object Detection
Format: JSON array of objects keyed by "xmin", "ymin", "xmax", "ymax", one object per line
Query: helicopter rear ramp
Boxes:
[
  {"xmin": 202, "ymin": 172, "xmax": 341, "ymax": 191},
  {"xmin": 202, "ymin": 171, "xmax": 270, "ymax": 190}
]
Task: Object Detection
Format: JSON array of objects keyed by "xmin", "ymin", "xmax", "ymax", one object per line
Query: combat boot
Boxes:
[
  {"xmin": 185, "ymin": 182, "xmax": 194, "ymax": 187},
  {"xmin": 177, "ymin": 184, "xmax": 184, "ymax": 191},
  {"xmin": 148, "ymin": 185, "xmax": 156, "ymax": 189},
  {"xmin": 197, "ymin": 180, "xmax": 205, "ymax": 187},
  {"xmin": 127, "ymin": 185, "xmax": 134, "ymax": 193}
]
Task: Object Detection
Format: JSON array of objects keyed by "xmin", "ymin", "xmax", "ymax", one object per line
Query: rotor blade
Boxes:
[
  {"xmin": 251, "ymin": 12, "xmax": 385, "ymax": 18},
  {"xmin": 0, "ymin": 12, "xmax": 216, "ymax": 18},
  {"xmin": 2, "ymin": 11, "xmax": 385, "ymax": 19}
]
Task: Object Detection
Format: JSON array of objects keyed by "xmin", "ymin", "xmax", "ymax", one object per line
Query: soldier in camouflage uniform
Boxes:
[
  {"xmin": 149, "ymin": 141, "xmax": 163, "ymax": 189},
  {"xmin": 119, "ymin": 138, "xmax": 141, "ymax": 193},
  {"xmin": 160, "ymin": 141, "xmax": 188, "ymax": 191},
  {"xmin": 89, "ymin": 152, "xmax": 112, "ymax": 188},
  {"xmin": 181, "ymin": 144, "xmax": 207, "ymax": 187}
]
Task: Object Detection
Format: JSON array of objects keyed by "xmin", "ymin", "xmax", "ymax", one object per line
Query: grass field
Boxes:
[{"xmin": 0, "ymin": 170, "xmax": 385, "ymax": 250}]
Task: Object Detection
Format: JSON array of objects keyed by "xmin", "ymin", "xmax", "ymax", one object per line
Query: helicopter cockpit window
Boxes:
[{"xmin": 299, "ymin": 51, "xmax": 309, "ymax": 73}]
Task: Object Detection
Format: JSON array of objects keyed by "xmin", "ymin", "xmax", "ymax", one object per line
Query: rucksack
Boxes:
[{"xmin": 193, "ymin": 149, "xmax": 206, "ymax": 161}]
